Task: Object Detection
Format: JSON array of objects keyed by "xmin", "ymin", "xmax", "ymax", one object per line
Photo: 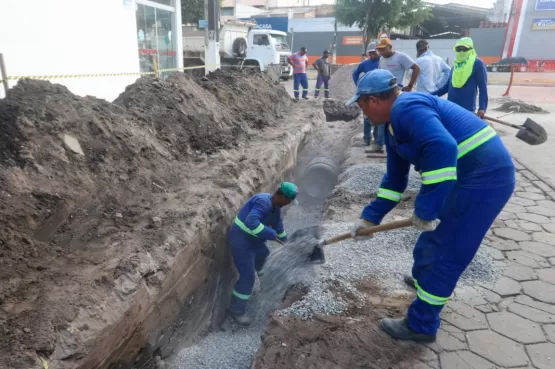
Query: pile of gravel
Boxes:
[{"xmin": 340, "ymin": 163, "xmax": 422, "ymax": 194}]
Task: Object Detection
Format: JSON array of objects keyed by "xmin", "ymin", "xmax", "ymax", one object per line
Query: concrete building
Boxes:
[
  {"xmin": 0, "ymin": 0, "xmax": 183, "ymax": 101},
  {"xmin": 490, "ymin": 0, "xmax": 513, "ymax": 22}
]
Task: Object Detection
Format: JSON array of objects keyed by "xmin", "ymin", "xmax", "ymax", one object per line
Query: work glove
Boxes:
[
  {"xmin": 350, "ymin": 219, "xmax": 376, "ymax": 241},
  {"xmin": 412, "ymin": 213, "xmax": 440, "ymax": 232}
]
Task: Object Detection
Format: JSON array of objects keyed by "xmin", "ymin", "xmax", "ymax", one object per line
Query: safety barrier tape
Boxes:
[{"xmin": 0, "ymin": 63, "xmax": 267, "ymax": 84}]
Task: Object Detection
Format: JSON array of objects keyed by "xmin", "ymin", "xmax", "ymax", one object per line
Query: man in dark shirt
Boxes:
[{"xmin": 313, "ymin": 50, "xmax": 331, "ymax": 98}]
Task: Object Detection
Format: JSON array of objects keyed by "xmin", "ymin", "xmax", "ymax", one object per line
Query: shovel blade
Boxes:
[{"xmin": 517, "ymin": 118, "xmax": 548, "ymax": 145}]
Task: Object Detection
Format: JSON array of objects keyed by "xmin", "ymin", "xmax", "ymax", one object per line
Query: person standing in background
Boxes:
[
  {"xmin": 352, "ymin": 43, "xmax": 383, "ymax": 151},
  {"xmin": 313, "ymin": 50, "xmax": 331, "ymax": 99},
  {"xmin": 376, "ymin": 38, "xmax": 420, "ymax": 92},
  {"xmin": 431, "ymin": 37, "xmax": 488, "ymax": 118},
  {"xmin": 288, "ymin": 47, "xmax": 309, "ymax": 100},
  {"xmin": 415, "ymin": 40, "xmax": 451, "ymax": 93}
]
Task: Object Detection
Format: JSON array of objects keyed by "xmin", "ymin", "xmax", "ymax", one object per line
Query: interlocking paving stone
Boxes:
[
  {"xmin": 514, "ymin": 161, "xmax": 525, "ymax": 171},
  {"xmin": 536, "ymin": 200, "xmax": 555, "ymax": 210},
  {"xmin": 498, "ymin": 210, "xmax": 517, "ymax": 220},
  {"xmin": 521, "ymin": 280, "xmax": 555, "ymax": 303},
  {"xmin": 508, "ymin": 303, "xmax": 555, "ymax": 323},
  {"xmin": 453, "ymin": 286, "xmax": 488, "ymax": 306},
  {"xmin": 487, "ymin": 311, "xmax": 546, "ymax": 344},
  {"xmin": 515, "ymin": 220, "xmax": 543, "ymax": 232},
  {"xmin": 515, "ymin": 191, "xmax": 545, "ymax": 201},
  {"xmin": 482, "ymin": 245, "xmax": 504, "ymax": 261},
  {"xmin": 528, "ymin": 206, "xmax": 555, "ymax": 217},
  {"xmin": 516, "ymin": 212, "xmax": 550, "ymax": 224},
  {"xmin": 502, "ymin": 263, "xmax": 537, "ymax": 281},
  {"xmin": 523, "ymin": 186, "xmax": 544, "ymax": 194},
  {"xmin": 475, "ymin": 305, "xmax": 493, "ymax": 313},
  {"xmin": 532, "ymin": 232, "xmax": 555, "ymax": 247},
  {"xmin": 503, "ymin": 203, "xmax": 527, "ymax": 214},
  {"xmin": 537, "ymin": 268, "xmax": 555, "ymax": 285},
  {"xmin": 509, "ymin": 197, "xmax": 537, "ymax": 207},
  {"xmin": 426, "ymin": 329, "xmax": 468, "ymax": 353},
  {"xmin": 493, "ymin": 228, "xmax": 531, "ymax": 242},
  {"xmin": 533, "ymin": 180, "xmax": 552, "ymax": 193},
  {"xmin": 542, "ymin": 223, "xmax": 555, "ymax": 233},
  {"xmin": 481, "ymin": 289, "xmax": 502, "ymax": 304},
  {"xmin": 519, "ymin": 241, "xmax": 555, "ymax": 257},
  {"xmin": 485, "ymin": 236, "xmax": 519, "ymax": 251},
  {"xmin": 506, "ymin": 250, "xmax": 550, "ymax": 268},
  {"xmin": 492, "ymin": 219, "xmax": 505, "ymax": 228},
  {"xmin": 515, "ymin": 295, "xmax": 555, "ymax": 315},
  {"xmin": 526, "ymin": 342, "xmax": 555, "ymax": 369},
  {"xmin": 549, "ymin": 257, "xmax": 555, "ymax": 266},
  {"xmin": 547, "ymin": 191, "xmax": 555, "ymax": 201},
  {"xmin": 467, "ymin": 330, "xmax": 529, "ymax": 367},
  {"xmin": 439, "ymin": 351, "xmax": 497, "ymax": 369},
  {"xmin": 544, "ymin": 325, "xmax": 555, "ymax": 342},
  {"xmin": 442, "ymin": 301, "xmax": 488, "ymax": 331},
  {"xmin": 492, "ymin": 277, "xmax": 522, "ymax": 297},
  {"xmin": 521, "ymin": 170, "xmax": 539, "ymax": 181}
]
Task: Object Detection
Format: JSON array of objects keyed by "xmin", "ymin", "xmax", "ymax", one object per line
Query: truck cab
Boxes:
[{"xmin": 247, "ymin": 29, "xmax": 292, "ymax": 79}]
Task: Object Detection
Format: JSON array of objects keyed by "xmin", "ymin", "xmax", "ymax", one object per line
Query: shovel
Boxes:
[
  {"xmin": 484, "ymin": 115, "xmax": 547, "ymax": 146},
  {"xmin": 291, "ymin": 219, "xmax": 413, "ymax": 264}
]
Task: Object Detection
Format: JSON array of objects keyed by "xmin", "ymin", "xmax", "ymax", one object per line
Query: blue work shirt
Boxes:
[
  {"xmin": 352, "ymin": 58, "xmax": 380, "ymax": 85},
  {"xmin": 431, "ymin": 58, "xmax": 488, "ymax": 112},
  {"xmin": 229, "ymin": 193, "xmax": 286, "ymax": 247},
  {"xmin": 362, "ymin": 93, "xmax": 514, "ymax": 225}
]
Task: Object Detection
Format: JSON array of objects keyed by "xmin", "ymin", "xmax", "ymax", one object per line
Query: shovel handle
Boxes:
[
  {"xmin": 483, "ymin": 115, "xmax": 522, "ymax": 130},
  {"xmin": 323, "ymin": 218, "xmax": 413, "ymax": 246}
]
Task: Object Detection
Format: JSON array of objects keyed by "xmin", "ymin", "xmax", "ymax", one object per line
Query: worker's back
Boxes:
[
  {"xmin": 229, "ymin": 193, "xmax": 282, "ymax": 245},
  {"xmin": 389, "ymin": 92, "xmax": 514, "ymax": 188}
]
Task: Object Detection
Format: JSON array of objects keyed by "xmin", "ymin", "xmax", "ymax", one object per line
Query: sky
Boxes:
[{"xmin": 425, "ymin": 0, "xmax": 496, "ymax": 9}]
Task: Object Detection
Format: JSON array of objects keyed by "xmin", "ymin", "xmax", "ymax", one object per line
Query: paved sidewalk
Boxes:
[{"xmin": 415, "ymin": 160, "xmax": 555, "ymax": 369}]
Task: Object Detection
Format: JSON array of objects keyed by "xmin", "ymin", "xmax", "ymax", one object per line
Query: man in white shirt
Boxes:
[{"xmin": 415, "ymin": 40, "xmax": 451, "ymax": 93}]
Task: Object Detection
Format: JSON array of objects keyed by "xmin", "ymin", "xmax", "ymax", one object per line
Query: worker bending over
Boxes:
[
  {"xmin": 347, "ymin": 69, "xmax": 515, "ymax": 342},
  {"xmin": 228, "ymin": 182, "xmax": 298, "ymax": 325}
]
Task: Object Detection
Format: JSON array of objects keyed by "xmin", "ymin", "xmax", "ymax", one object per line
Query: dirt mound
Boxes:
[
  {"xmin": 329, "ymin": 65, "xmax": 357, "ymax": 102},
  {"xmin": 0, "ymin": 71, "xmax": 296, "ymax": 369},
  {"xmin": 323, "ymin": 99, "xmax": 360, "ymax": 122},
  {"xmin": 251, "ymin": 279, "xmax": 424, "ymax": 369},
  {"xmin": 494, "ymin": 99, "xmax": 549, "ymax": 114}
]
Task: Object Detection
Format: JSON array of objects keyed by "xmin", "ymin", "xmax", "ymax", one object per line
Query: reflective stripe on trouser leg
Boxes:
[
  {"xmin": 377, "ymin": 188, "xmax": 402, "ymax": 202},
  {"xmin": 229, "ymin": 241, "xmax": 256, "ymax": 315},
  {"xmin": 293, "ymin": 73, "xmax": 301, "ymax": 98},
  {"xmin": 407, "ymin": 182, "xmax": 515, "ymax": 335}
]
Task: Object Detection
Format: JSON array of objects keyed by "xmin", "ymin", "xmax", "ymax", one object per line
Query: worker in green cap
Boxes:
[
  {"xmin": 432, "ymin": 37, "xmax": 488, "ymax": 117},
  {"xmin": 227, "ymin": 182, "xmax": 298, "ymax": 325}
]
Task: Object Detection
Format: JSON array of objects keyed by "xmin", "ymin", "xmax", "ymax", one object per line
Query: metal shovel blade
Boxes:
[
  {"xmin": 517, "ymin": 118, "xmax": 548, "ymax": 145},
  {"xmin": 288, "ymin": 225, "xmax": 326, "ymax": 264}
]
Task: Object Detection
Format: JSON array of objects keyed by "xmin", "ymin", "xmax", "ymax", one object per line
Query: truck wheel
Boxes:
[
  {"xmin": 281, "ymin": 76, "xmax": 290, "ymax": 81},
  {"xmin": 233, "ymin": 38, "xmax": 247, "ymax": 57}
]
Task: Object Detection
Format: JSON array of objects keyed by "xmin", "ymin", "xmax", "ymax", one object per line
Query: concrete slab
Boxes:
[
  {"xmin": 487, "ymin": 311, "xmax": 546, "ymax": 344},
  {"xmin": 521, "ymin": 280, "xmax": 555, "ymax": 303},
  {"xmin": 526, "ymin": 342, "xmax": 555, "ymax": 369},
  {"xmin": 467, "ymin": 330, "xmax": 529, "ymax": 367}
]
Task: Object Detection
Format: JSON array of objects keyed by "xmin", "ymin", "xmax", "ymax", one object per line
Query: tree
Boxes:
[
  {"xmin": 335, "ymin": 0, "xmax": 431, "ymax": 51},
  {"xmin": 182, "ymin": 0, "xmax": 205, "ymax": 24}
]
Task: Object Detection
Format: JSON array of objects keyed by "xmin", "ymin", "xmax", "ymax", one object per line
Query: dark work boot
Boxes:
[
  {"xmin": 364, "ymin": 144, "xmax": 384, "ymax": 153},
  {"xmin": 380, "ymin": 317, "xmax": 436, "ymax": 343},
  {"xmin": 404, "ymin": 275, "xmax": 416, "ymax": 289},
  {"xmin": 229, "ymin": 311, "xmax": 252, "ymax": 326}
]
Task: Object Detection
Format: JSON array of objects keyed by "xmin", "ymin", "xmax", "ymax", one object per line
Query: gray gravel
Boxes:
[{"xmin": 340, "ymin": 163, "xmax": 421, "ymax": 194}]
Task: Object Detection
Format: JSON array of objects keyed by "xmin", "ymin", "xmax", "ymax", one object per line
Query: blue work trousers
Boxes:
[
  {"xmin": 229, "ymin": 241, "xmax": 270, "ymax": 315},
  {"xmin": 314, "ymin": 74, "xmax": 329, "ymax": 98},
  {"xmin": 407, "ymin": 180, "xmax": 515, "ymax": 335},
  {"xmin": 294, "ymin": 73, "xmax": 309, "ymax": 98},
  {"xmin": 363, "ymin": 117, "xmax": 385, "ymax": 146}
]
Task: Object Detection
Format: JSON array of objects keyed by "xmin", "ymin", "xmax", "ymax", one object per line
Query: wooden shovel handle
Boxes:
[
  {"xmin": 483, "ymin": 115, "xmax": 521, "ymax": 130},
  {"xmin": 323, "ymin": 218, "xmax": 413, "ymax": 246}
]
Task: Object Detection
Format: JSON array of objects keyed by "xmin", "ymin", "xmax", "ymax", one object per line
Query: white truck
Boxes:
[{"xmin": 183, "ymin": 20, "xmax": 293, "ymax": 79}]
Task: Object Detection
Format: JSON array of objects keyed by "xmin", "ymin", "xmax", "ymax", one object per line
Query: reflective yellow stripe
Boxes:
[
  {"xmin": 377, "ymin": 188, "xmax": 403, "ymax": 202},
  {"xmin": 415, "ymin": 280, "xmax": 449, "ymax": 306},
  {"xmin": 457, "ymin": 126, "xmax": 497, "ymax": 159},
  {"xmin": 234, "ymin": 217, "xmax": 265, "ymax": 236},
  {"xmin": 277, "ymin": 231, "xmax": 286, "ymax": 238},
  {"xmin": 233, "ymin": 290, "xmax": 250, "ymax": 300},
  {"xmin": 257, "ymin": 269, "xmax": 265, "ymax": 277},
  {"xmin": 421, "ymin": 167, "xmax": 457, "ymax": 185}
]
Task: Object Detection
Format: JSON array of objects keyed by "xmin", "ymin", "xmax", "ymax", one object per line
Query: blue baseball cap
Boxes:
[{"xmin": 346, "ymin": 69, "xmax": 398, "ymax": 106}]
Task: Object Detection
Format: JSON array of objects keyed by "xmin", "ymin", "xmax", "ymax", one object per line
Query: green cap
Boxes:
[{"xmin": 280, "ymin": 182, "xmax": 298, "ymax": 199}]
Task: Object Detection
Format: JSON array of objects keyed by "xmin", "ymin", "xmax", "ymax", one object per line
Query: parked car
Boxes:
[{"xmin": 486, "ymin": 56, "xmax": 528, "ymax": 73}]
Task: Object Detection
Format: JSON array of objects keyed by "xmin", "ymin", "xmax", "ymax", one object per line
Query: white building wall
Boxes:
[{"xmin": 0, "ymin": 0, "xmax": 141, "ymax": 101}]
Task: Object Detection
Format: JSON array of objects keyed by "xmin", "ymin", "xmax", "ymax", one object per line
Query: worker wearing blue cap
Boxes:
[
  {"xmin": 346, "ymin": 69, "xmax": 515, "ymax": 342},
  {"xmin": 228, "ymin": 182, "xmax": 298, "ymax": 325}
]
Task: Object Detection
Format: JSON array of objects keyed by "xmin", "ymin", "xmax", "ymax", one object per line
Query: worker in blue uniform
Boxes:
[
  {"xmin": 431, "ymin": 37, "xmax": 488, "ymax": 117},
  {"xmin": 346, "ymin": 69, "xmax": 515, "ymax": 342},
  {"xmin": 228, "ymin": 182, "xmax": 299, "ymax": 325}
]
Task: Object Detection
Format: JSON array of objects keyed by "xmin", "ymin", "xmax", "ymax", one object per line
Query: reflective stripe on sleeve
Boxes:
[
  {"xmin": 415, "ymin": 280, "xmax": 449, "ymax": 306},
  {"xmin": 232, "ymin": 289, "xmax": 250, "ymax": 300},
  {"xmin": 234, "ymin": 217, "xmax": 265, "ymax": 236},
  {"xmin": 421, "ymin": 167, "xmax": 457, "ymax": 185},
  {"xmin": 277, "ymin": 231, "xmax": 286, "ymax": 238},
  {"xmin": 377, "ymin": 188, "xmax": 403, "ymax": 202},
  {"xmin": 457, "ymin": 126, "xmax": 497, "ymax": 159}
]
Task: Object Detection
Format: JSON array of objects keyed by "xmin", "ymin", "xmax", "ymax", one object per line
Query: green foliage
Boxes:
[
  {"xmin": 182, "ymin": 0, "xmax": 204, "ymax": 24},
  {"xmin": 335, "ymin": 0, "xmax": 430, "ymax": 47}
]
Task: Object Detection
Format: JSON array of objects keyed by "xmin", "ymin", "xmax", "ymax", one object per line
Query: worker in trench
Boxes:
[
  {"xmin": 227, "ymin": 182, "xmax": 299, "ymax": 325},
  {"xmin": 346, "ymin": 69, "xmax": 515, "ymax": 342}
]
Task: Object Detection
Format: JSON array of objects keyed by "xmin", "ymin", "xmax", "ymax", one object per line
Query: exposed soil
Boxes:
[
  {"xmin": 0, "ymin": 71, "xmax": 311, "ymax": 369},
  {"xmin": 250, "ymin": 279, "xmax": 424, "ymax": 369},
  {"xmin": 323, "ymin": 99, "xmax": 361, "ymax": 122}
]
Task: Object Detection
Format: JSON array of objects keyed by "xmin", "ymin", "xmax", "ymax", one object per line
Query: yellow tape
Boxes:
[{"xmin": 38, "ymin": 356, "xmax": 48, "ymax": 369}]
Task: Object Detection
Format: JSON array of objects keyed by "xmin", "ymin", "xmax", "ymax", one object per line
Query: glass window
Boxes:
[
  {"xmin": 150, "ymin": 0, "xmax": 173, "ymax": 6},
  {"xmin": 221, "ymin": 8, "xmax": 234, "ymax": 16},
  {"xmin": 270, "ymin": 33, "xmax": 290, "ymax": 50},
  {"xmin": 136, "ymin": 4, "xmax": 176, "ymax": 77}
]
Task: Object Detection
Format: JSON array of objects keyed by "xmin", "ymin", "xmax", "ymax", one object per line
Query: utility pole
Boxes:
[
  {"xmin": 205, "ymin": 0, "xmax": 220, "ymax": 74},
  {"xmin": 332, "ymin": 19, "xmax": 337, "ymax": 64}
]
